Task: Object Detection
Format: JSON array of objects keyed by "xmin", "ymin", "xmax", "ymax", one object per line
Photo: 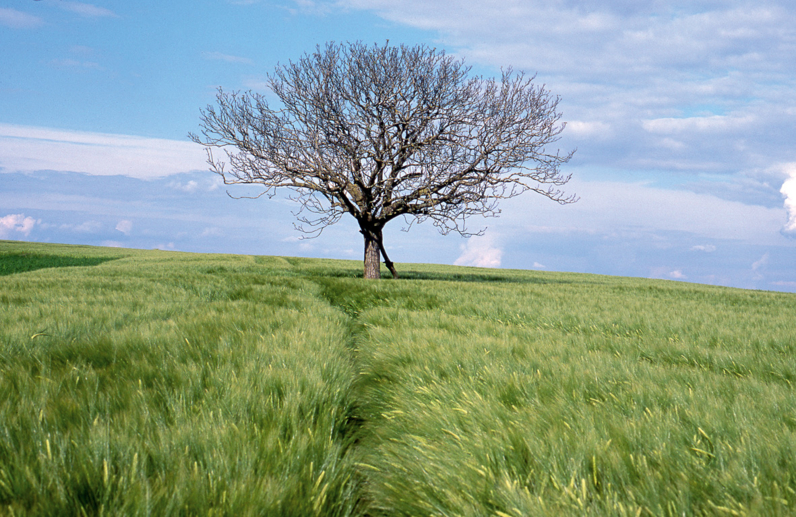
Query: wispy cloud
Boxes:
[
  {"xmin": 67, "ymin": 220, "xmax": 103, "ymax": 233},
  {"xmin": 752, "ymin": 252, "xmax": 769, "ymax": 280},
  {"xmin": 0, "ymin": 124, "xmax": 207, "ymax": 179},
  {"xmin": 506, "ymin": 178, "xmax": 787, "ymax": 246},
  {"xmin": 167, "ymin": 178, "xmax": 221, "ymax": 193},
  {"xmin": 58, "ymin": 2, "xmax": 118, "ymax": 18},
  {"xmin": 0, "ymin": 8, "xmax": 43, "ymax": 29},
  {"xmin": 286, "ymin": 0, "xmax": 334, "ymax": 15},
  {"xmin": 0, "ymin": 214, "xmax": 36, "ymax": 239},
  {"xmin": 202, "ymin": 51, "xmax": 254, "ymax": 65},
  {"xmin": 49, "ymin": 58, "xmax": 103, "ymax": 70},
  {"xmin": 691, "ymin": 244, "xmax": 717, "ymax": 252},
  {"xmin": 200, "ymin": 227, "xmax": 222, "ymax": 237}
]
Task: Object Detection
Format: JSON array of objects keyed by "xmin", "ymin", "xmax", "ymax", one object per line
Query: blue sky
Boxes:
[{"xmin": 2, "ymin": 0, "xmax": 795, "ymax": 292}]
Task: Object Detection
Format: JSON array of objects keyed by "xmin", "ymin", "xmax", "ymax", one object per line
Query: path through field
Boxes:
[{"xmin": 1, "ymin": 243, "xmax": 795, "ymax": 516}]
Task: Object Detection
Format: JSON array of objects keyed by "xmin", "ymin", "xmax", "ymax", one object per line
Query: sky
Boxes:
[{"xmin": 1, "ymin": 0, "xmax": 795, "ymax": 292}]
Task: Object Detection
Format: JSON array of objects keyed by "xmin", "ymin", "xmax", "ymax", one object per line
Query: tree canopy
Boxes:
[{"xmin": 192, "ymin": 41, "xmax": 575, "ymax": 278}]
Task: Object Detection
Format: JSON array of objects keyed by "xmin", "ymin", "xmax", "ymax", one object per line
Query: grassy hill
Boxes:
[{"xmin": 1, "ymin": 241, "xmax": 794, "ymax": 516}]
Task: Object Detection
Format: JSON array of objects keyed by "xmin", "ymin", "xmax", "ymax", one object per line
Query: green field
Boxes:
[{"xmin": 1, "ymin": 241, "xmax": 794, "ymax": 516}]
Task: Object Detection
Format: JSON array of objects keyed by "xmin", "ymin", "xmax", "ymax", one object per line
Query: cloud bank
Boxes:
[
  {"xmin": 334, "ymin": 0, "xmax": 796, "ymax": 201},
  {"xmin": 0, "ymin": 124, "xmax": 207, "ymax": 179}
]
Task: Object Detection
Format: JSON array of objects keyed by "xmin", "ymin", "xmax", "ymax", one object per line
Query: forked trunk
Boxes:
[
  {"xmin": 363, "ymin": 230, "xmax": 381, "ymax": 279},
  {"xmin": 361, "ymin": 226, "xmax": 399, "ymax": 279}
]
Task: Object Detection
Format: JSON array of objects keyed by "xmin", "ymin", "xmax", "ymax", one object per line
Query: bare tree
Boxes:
[{"xmin": 191, "ymin": 41, "xmax": 575, "ymax": 279}]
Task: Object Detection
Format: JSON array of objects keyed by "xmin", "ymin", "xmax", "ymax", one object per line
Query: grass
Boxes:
[
  {"xmin": 1, "ymin": 240, "xmax": 795, "ymax": 515},
  {"xmin": 0, "ymin": 243, "xmax": 361, "ymax": 515}
]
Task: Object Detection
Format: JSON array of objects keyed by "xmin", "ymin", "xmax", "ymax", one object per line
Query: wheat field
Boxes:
[{"xmin": 1, "ymin": 241, "xmax": 794, "ymax": 515}]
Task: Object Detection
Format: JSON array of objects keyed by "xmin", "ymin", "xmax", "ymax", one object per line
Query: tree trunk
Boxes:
[
  {"xmin": 376, "ymin": 228, "xmax": 399, "ymax": 279},
  {"xmin": 363, "ymin": 230, "xmax": 381, "ymax": 279}
]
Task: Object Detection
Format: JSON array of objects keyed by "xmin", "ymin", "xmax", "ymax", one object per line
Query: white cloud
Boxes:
[
  {"xmin": 155, "ymin": 242, "xmax": 176, "ymax": 251},
  {"xmin": 780, "ymin": 164, "xmax": 796, "ymax": 237},
  {"xmin": 642, "ymin": 115, "xmax": 755, "ymax": 135},
  {"xmin": 200, "ymin": 227, "xmax": 222, "ymax": 237},
  {"xmin": 202, "ymin": 51, "xmax": 254, "ymax": 64},
  {"xmin": 508, "ymin": 178, "xmax": 787, "ymax": 246},
  {"xmin": 169, "ymin": 180, "xmax": 200, "ymax": 193},
  {"xmin": 532, "ymin": 262, "xmax": 545, "ymax": 268},
  {"xmin": 0, "ymin": 124, "xmax": 207, "ymax": 179},
  {"xmin": 286, "ymin": 0, "xmax": 334, "ymax": 15},
  {"xmin": 691, "ymin": 244, "xmax": 717, "ymax": 252},
  {"xmin": 334, "ymin": 0, "xmax": 796, "ymax": 181},
  {"xmin": 58, "ymin": 2, "xmax": 118, "ymax": 18},
  {"xmin": 50, "ymin": 58, "xmax": 103, "ymax": 70},
  {"xmin": 115, "ymin": 220, "xmax": 133, "ymax": 235},
  {"xmin": 752, "ymin": 253, "xmax": 769, "ymax": 270},
  {"xmin": 566, "ymin": 121, "xmax": 612, "ymax": 139},
  {"xmin": 0, "ymin": 8, "xmax": 43, "ymax": 28},
  {"xmin": 102, "ymin": 241, "xmax": 124, "ymax": 248},
  {"xmin": 167, "ymin": 177, "xmax": 222, "ymax": 193},
  {"xmin": 71, "ymin": 221, "xmax": 102, "ymax": 233},
  {"xmin": 0, "ymin": 214, "xmax": 36, "ymax": 239},
  {"xmin": 454, "ymin": 235, "xmax": 502, "ymax": 268},
  {"xmin": 649, "ymin": 266, "xmax": 687, "ymax": 281},
  {"xmin": 751, "ymin": 252, "xmax": 769, "ymax": 280}
]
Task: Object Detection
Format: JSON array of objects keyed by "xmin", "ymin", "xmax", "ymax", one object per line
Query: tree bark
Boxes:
[
  {"xmin": 376, "ymin": 229, "xmax": 399, "ymax": 279},
  {"xmin": 363, "ymin": 230, "xmax": 381, "ymax": 279}
]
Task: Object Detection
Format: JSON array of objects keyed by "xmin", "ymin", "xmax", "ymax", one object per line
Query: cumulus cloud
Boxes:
[
  {"xmin": 0, "ymin": 8, "xmax": 43, "ymax": 28},
  {"xmin": 669, "ymin": 270, "xmax": 687, "ymax": 280},
  {"xmin": 115, "ymin": 220, "xmax": 133, "ymax": 235},
  {"xmin": 0, "ymin": 214, "xmax": 36, "ymax": 239},
  {"xmin": 0, "ymin": 124, "xmax": 207, "ymax": 179},
  {"xmin": 780, "ymin": 164, "xmax": 796, "ymax": 237},
  {"xmin": 454, "ymin": 235, "xmax": 502, "ymax": 268}
]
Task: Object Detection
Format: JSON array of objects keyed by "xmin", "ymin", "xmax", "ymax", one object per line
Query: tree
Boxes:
[{"xmin": 191, "ymin": 41, "xmax": 575, "ymax": 279}]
